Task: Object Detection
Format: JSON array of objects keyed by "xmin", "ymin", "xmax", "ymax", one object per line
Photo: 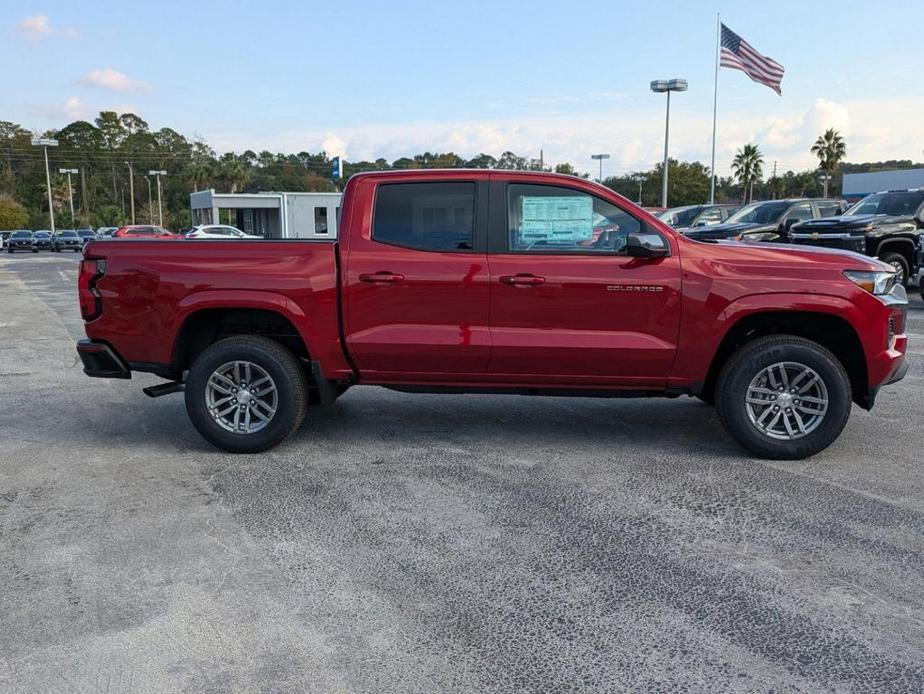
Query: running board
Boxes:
[{"xmin": 143, "ymin": 381, "xmax": 185, "ymax": 398}]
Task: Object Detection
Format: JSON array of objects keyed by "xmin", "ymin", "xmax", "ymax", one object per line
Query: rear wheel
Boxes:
[
  {"xmin": 879, "ymin": 252, "xmax": 909, "ymax": 287},
  {"xmin": 716, "ymin": 335, "xmax": 851, "ymax": 459},
  {"xmin": 185, "ymin": 336, "xmax": 307, "ymax": 453}
]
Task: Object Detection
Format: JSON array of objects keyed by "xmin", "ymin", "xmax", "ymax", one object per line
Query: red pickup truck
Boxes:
[{"xmin": 76, "ymin": 170, "xmax": 909, "ymax": 459}]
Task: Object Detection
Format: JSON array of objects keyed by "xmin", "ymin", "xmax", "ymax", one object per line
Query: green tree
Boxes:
[
  {"xmin": 731, "ymin": 144, "xmax": 764, "ymax": 203},
  {"xmin": 496, "ymin": 151, "xmax": 528, "ymax": 170},
  {"xmin": 811, "ymin": 128, "xmax": 846, "ymax": 197},
  {"xmin": 0, "ymin": 195, "xmax": 29, "ymax": 229}
]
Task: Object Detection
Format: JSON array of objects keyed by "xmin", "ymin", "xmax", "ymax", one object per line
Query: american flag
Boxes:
[{"xmin": 720, "ymin": 24, "xmax": 784, "ymax": 95}]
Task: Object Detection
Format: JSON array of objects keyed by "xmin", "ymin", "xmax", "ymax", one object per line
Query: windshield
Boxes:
[
  {"xmin": 725, "ymin": 202, "xmax": 788, "ymax": 225},
  {"xmin": 59, "ymin": 231, "xmax": 78, "ymax": 237},
  {"xmin": 34, "ymin": 231, "xmax": 51, "ymax": 237},
  {"xmin": 12, "ymin": 231, "xmax": 31, "ymax": 238},
  {"xmin": 657, "ymin": 207, "xmax": 700, "ymax": 227},
  {"xmin": 78, "ymin": 230, "xmax": 95, "ymax": 236},
  {"xmin": 846, "ymin": 192, "xmax": 924, "ymax": 217}
]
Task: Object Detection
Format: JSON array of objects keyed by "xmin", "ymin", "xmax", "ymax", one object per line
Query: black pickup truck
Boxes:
[{"xmin": 789, "ymin": 189, "xmax": 924, "ymax": 286}]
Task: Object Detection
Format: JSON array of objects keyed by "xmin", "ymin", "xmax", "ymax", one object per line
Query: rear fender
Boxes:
[{"xmin": 172, "ymin": 290, "xmax": 320, "ymax": 366}]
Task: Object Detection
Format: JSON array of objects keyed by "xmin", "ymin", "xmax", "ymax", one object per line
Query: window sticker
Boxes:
[{"xmin": 519, "ymin": 196, "xmax": 593, "ymax": 246}]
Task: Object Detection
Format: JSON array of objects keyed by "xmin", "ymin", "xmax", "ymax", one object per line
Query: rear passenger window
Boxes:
[{"xmin": 373, "ymin": 182, "xmax": 475, "ymax": 251}]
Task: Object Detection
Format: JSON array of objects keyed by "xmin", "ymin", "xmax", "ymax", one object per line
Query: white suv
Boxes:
[{"xmin": 185, "ymin": 225, "xmax": 262, "ymax": 240}]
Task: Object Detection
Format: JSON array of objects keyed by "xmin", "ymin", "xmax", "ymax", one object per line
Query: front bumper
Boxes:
[
  {"xmin": 864, "ymin": 285, "xmax": 909, "ymax": 408},
  {"xmin": 76, "ymin": 339, "xmax": 131, "ymax": 379}
]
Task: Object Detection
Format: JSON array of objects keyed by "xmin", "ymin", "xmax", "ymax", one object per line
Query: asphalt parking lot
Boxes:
[{"xmin": 1, "ymin": 253, "xmax": 923, "ymax": 693}]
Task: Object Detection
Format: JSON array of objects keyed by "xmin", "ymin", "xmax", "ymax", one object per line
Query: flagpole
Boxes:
[{"xmin": 710, "ymin": 12, "xmax": 720, "ymax": 204}]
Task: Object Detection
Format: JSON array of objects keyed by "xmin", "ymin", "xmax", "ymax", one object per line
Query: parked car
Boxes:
[
  {"xmin": 76, "ymin": 229, "xmax": 98, "ymax": 248},
  {"xmin": 76, "ymin": 170, "xmax": 907, "ymax": 460},
  {"xmin": 915, "ymin": 235, "xmax": 924, "ymax": 297},
  {"xmin": 788, "ymin": 189, "xmax": 924, "ymax": 286},
  {"xmin": 52, "ymin": 230, "xmax": 84, "ymax": 252},
  {"xmin": 7, "ymin": 230, "xmax": 36, "ymax": 253},
  {"xmin": 658, "ymin": 204, "xmax": 738, "ymax": 229},
  {"xmin": 185, "ymin": 225, "xmax": 262, "ymax": 240},
  {"xmin": 111, "ymin": 225, "xmax": 173, "ymax": 239},
  {"xmin": 96, "ymin": 227, "xmax": 119, "ymax": 237},
  {"xmin": 683, "ymin": 199, "xmax": 848, "ymax": 242},
  {"xmin": 1, "ymin": 229, "xmax": 28, "ymax": 245},
  {"xmin": 32, "ymin": 230, "xmax": 53, "ymax": 250}
]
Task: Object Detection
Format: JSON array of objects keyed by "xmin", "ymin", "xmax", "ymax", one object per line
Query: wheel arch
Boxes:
[
  {"xmin": 170, "ymin": 293, "xmax": 316, "ymax": 375},
  {"xmin": 701, "ymin": 309, "xmax": 869, "ymax": 408}
]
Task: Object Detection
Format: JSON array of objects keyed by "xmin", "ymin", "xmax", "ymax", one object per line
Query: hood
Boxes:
[
  {"xmin": 683, "ymin": 221, "xmax": 774, "ymax": 240},
  {"xmin": 792, "ymin": 213, "xmax": 914, "ymax": 232},
  {"xmin": 712, "ymin": 239, "xmax": 892, "ymax": 271}
]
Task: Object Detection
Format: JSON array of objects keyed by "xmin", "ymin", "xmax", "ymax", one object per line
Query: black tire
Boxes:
[
  {"xmin": 715, "ymin": 335, "xmax": 851, "ymax": 460},
  {"xmin": 184, "ymin": 335, "xmax": 308, "ymax": 453},
  {"xmin": 879, "ymin": 252, "xmax": 909, "ymax": 287}
]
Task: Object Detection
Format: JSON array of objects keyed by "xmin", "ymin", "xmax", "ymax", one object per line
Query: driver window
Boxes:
[
  {"xmin": 786, "ymin": 203, "xmax": 813, "ymax": 221},
  {"xmin": 506, "ymin": 184, "xmax": 641, "ymax": 253}
]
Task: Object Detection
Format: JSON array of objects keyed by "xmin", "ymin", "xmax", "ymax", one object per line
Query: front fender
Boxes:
[{"xmin": 670, "ymin": 291, "xmax": 864, "ymax": 389}]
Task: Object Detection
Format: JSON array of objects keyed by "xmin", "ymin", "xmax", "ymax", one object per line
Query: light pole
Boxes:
[
  {"xmin": 59, "ymin": 168, "xmax": 78, "ymax": 226},
  {"xmin": 32, "ymin": 138, "xmax": 59, "ymax": 233},
  {"xmin": 125, "ymin": 162, "xmax": 135, "ymax": 224},
  {"xmin": 818, "ymin": 172, "xmax": 832, "ymax": 198},
  {"xmin": 590, "ymin": 153, "xmax": 610, "ymax": 183},
  {"xmin": 148, "ymin": 170, "xmax": 166, "ymax": 227},
  {"xmin": 143, "ymin": 176, "xmax": 153, "ymax": 223},
  {"xmin": 650, "ymin": 78, "xmax": 688, "ymax": 208},
  {"xmin": 634, "ymin": 174, "xmax": 647, "ymax": 205}
]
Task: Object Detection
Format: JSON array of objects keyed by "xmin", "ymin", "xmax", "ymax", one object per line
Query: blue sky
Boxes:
[{"xmin": 4, "ymin": 0, "xmax": 922, "ymax": 177}]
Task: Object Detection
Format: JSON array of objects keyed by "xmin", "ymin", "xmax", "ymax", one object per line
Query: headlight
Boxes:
[
  {"xmin": 737, "ymin": 232, "xmax": 780, "ymax": 243},
  {"xmin": 843, "ymin": 270, "xmax": 897, "ymax": 295}
]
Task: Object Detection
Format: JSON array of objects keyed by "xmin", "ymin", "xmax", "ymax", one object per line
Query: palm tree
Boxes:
[
  {"xmin": 731, "ymin": 144, "xmax": 764, "ymax": 203},
  {"xmin": 811, "ymin": 128, "xmax": 847, "ymax": 197}
]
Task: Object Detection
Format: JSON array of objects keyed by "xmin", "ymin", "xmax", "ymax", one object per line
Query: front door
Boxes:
[
  {"xmin": 486, "ymin": 179, "xmax": 682, "ymax": 387},
  {"xmin": 342, "ymin": 178, "xmax": 491, "ymax": 380}
]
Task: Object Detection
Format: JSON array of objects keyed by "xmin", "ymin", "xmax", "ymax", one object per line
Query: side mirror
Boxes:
[
  {"xmin": 626, "ymin": 231, "xmax": 669, "ymax": 258},
  {"xmin": 779, "ymin": 219, "xmax": 797, "ymax": 232}
]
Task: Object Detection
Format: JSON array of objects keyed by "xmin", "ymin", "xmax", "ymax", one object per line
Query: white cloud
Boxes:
[
  {"xmin": 17, "ymin": 14, "xmax": 79, "ymax": 42},
  {"xmin": 28, "ymin": 96, "xmax": 89, "ymax": 121},
  {"xmin": 206, "ymin": 95, "xmax": 924, "ymax": 178},
  {"xmin": 79, "ymin": 68, "xmax": 149, "ymax": 93}
]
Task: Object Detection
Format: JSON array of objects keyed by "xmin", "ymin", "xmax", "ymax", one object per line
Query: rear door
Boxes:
[
  {"xmin": 342, "ymin": 176, "xmax": 491, "ymax": 379},
  {"xmin": 485, "ymin": 177, "xmax": 682, "ymax": 386}
]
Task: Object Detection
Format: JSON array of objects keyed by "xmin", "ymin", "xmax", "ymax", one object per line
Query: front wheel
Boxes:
[
  {"xmin": 879, "ymin": 252, "xmax": 909, "ymax": 287},
  {"xmin": 185, "ymin": 336, "xmax": 307, "ymax": 453},
  {"xmin": 716, "ymin": 335, "xmax": 851, "ymax": 460}
]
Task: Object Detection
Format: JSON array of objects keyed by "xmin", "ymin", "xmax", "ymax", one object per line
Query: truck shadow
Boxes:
[{"xmin": 283, "ymin": 388, "xmax": 742, "ymax": 462}]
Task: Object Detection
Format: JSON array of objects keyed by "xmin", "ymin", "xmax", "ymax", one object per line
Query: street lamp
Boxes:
[
  {"xmin": 143, "ymin": 175, "xmax": 153, "ymax": 224},
  {"xmin": 634, "ymin": 174, "xmax": 647, "ymax": 206},
  {"xmin": 590, "ymin": 153, "xmax": 610, "ymax": 184},
  {"xmin": 818, "ymin": 172, "xmax": 832, "ymax": 198},
  {"xmin": 148, "ymin": 170, "xmax": 166, "ymax": 227},
  {"xmin": 32, "ymin": 138, "xmax": 59, "ymax": 233},
  {"xmin": 125, "ymin": 162, "xmax": 135, "ymax": 224},
  {"xmin": 650, "ymin": 78, "xmax": 688, "ymax": 208},
  {"xmin": 58, "ymin": 168, "xmax": 78, "ymax": 226}
]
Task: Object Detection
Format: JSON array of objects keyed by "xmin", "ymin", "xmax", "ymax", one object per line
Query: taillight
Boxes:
[{"xmin": 78, "ymin": 258, "xmax": 106, "ymax": 320}]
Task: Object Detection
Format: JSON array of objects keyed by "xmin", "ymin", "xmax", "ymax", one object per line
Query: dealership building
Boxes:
[
  {"xmin": 841, "ymin": 168, "xmax": 924, "ymax": 202},
  {"xmin": 189, "ymin": 189, "xmax": 342, "ymax": 239}
]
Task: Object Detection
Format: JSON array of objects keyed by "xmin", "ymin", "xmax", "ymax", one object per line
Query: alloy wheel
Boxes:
[
  {"xmin": 205, "ymin": 360, "xmax": 278, "ymax": 434},
  {"xmin": 745, "ymin": 361, "xmax": 829, "ymax": 440}
]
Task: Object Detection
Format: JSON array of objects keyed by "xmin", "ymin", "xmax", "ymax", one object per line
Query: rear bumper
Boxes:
[{"xmin": 76, "ymin": 339, "xmax": 131, "ymax": 379}]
